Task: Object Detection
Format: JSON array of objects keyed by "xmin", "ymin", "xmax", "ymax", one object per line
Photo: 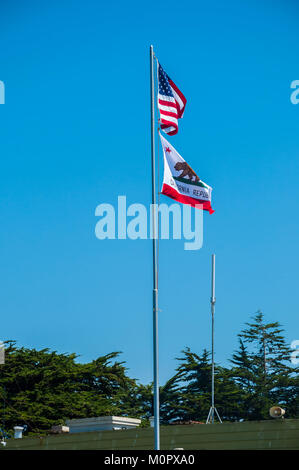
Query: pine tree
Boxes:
[
  {"xmin": 160, "ymin": 373, "xmax": 184, "ymax": 424},
  {"xmin": 175, "ymin": 348, "xmax": 211, "ymax": 421},
  {"xmin": 169, "ymin": 348, "xmax": 241, "ymax": 422},
  {"xmin": 231, "ymin": 311, "xmax": 295, "ymax": 420},
  {"xmin": 230, "ymin": 338, "xmax": 259, "ymax": 419}
]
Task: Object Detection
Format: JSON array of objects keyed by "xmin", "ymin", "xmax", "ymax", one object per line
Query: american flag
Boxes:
[{"xmin": 158, "ymin": 62, "xmax": 187, "ymax": 136}]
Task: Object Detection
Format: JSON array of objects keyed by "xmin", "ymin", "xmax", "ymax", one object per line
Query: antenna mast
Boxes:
[{"xmin": 206, "ymin": 254, "xmax": 222, "ymax": 424}]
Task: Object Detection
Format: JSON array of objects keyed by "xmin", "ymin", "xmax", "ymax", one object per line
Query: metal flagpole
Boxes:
[
  {"xmin": 150, "ymin": 44, "xmax": 160, "ymax": 449},
  {"xmin": 206, "ymin": 254, "xmax": 222, "ymax": 424}
]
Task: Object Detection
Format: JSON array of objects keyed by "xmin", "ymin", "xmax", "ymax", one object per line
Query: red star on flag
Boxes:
[{"xmin": 165, "ymin": 147, "xmax": 171, "ymax": 153}]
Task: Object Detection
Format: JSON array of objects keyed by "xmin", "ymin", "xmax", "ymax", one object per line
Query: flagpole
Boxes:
[{"xmin": 150, "ymin": 44, "xmax": 160, "ymax": 450}]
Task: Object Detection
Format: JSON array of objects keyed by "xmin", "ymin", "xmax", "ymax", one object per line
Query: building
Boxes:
[{"xmin": 65, "ymin": 416, "xmax": 141, "ymax": 433}]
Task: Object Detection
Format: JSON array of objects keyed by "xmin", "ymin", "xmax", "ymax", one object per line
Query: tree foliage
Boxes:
[
  {"xmin": 230, "ymin": 312, "xmax": 297, "ymax": 420},
  {"xmin": 0, "ymin": 342, "xmax": 143, "ymax": 435},
  {"xmin": 0, "ymin": 312, "xmax": 298, "ymax": 436}
]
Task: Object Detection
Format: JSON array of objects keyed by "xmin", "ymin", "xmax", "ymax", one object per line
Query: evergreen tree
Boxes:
[
  {"xmin": 169, "ymin": 348, "xmax": 241, "ymax": 422},
  {"xmin": 213, "ymin": 366, "xmax": 243, "ymax": 421},
  {"xmin": 175, "ymin": 348, "xmax": 211, "ymax": 421},
  {"xmin": 160, "ymin": 372, "xmax": 184, "ymax": 424},
  {"xmin": 230, "ymin": 338, "xmax": 258, "ymax": 419},
  {"xmin": 231, "ymin": 312, "xmax": 296, "ymax": 420},
  {"xmin": 0, "ymin": 342, "xmax": 142, "ymax": 435}
]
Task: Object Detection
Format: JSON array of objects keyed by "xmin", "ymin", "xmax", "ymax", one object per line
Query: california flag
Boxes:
[{"xmin": 160, "ymin": 133, "xmax": 214, "ymax": 214}]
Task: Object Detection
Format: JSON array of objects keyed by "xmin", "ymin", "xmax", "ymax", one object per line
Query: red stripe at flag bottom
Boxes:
[{"xmin": 161, "ymin": 183, "xmax": 215, "ymax": 214}]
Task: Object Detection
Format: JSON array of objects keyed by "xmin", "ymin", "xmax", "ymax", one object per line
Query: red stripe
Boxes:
[
  {"xmin": 160, "ymin": 120, "xmax": 178, "ymax": 135},
  {"xmin": 158, "ymin": 98, "xmax": 177, "ymax": 109},
  {"xmin": 168, "ymin": 80, "xmax": 187, "ymax": 118},
  {"xmin": 161, "ymin": 127, "xmax": 177, "ymax": 136},
  {"xmin": 159, "ymin": 109, "xmax": 178, "ymax": 119},
  {"xmin": 168, "ymin": 79, "xmax": 187, "ymax": 106},
  {"xmin": 160, "ymin": 126, "xmax": 177, "ymax": 136},
  {"xmin": 161, "ymin": 183, "xmax": 214, "ymax": 214}
]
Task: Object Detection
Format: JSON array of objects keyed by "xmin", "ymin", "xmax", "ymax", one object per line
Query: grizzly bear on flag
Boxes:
[{"xmin": 174, "ymin": 161, "xmax": 200, "ymax": 183}]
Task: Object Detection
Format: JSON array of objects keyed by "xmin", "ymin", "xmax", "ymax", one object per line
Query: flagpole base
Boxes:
[{"xmin": 206, "ymin": 406, "xmax": 222, "ymax": 424}]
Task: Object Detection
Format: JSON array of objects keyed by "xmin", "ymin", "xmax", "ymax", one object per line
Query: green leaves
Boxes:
[
  {"xmin": 0, "ymin": 312, "xmax": 297, "ymax": 436},
  {"xmin": 230, "ymin": 312, "xmax": 296, "ymax": 420},
  {"xmin": 0, "ymin": 344, "xmax": 142, "ymax": 435}
]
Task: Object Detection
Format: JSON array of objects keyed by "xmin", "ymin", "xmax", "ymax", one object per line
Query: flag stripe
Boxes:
[
  {"xmin": 168, "ymin": 79, "xmax": 187, "ymax": 115},
  {"xmin": 161, "ymin": 124, "xmax": 176, "ymax": 132},
  {"xmin": 158, "ymin": 95, "xmax": 177, "ymax": 104},
  {"xmin": 161, "ymin": 128, "xmax": 177, "ymax": 136},
  {"xmin": 158, "ymin": 100, "xmax": 178, "ymax": 110},
  {"xmin": 158, "ymin": 105, "xmax": 178, "ymax": 116},
  {"xmin": 157, "ymin": 62, "xmax": 186, "ymax": 136},
  {"xmin": 162, "ymin": 183, "xmax": 214, "ymax": 214},
  {"xmin": 159, "ymin": 109, "xmax": 179, "ymax": 119},
  {"xmin": 160, "ymin": 114, "xmax": 178, "ymax": 124},
  {"xmin": 160, "ymin": 126, "xmax": 177, "ymax": 136}
]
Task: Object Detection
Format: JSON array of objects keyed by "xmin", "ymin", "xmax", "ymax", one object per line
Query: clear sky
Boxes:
[{"xmin": 0, "ymin": 0, "xmax": 299, "ymax": 385}]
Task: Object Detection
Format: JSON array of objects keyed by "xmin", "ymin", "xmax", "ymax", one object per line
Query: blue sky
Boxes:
[{"xmin": 0, "ymin": 0, "xmax": 299, "ymax": 385}]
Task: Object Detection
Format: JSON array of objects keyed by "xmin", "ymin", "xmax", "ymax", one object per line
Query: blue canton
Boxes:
[{"xmin": 158, "ymin": 64, "xmax": 173, "ymax": 97}]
